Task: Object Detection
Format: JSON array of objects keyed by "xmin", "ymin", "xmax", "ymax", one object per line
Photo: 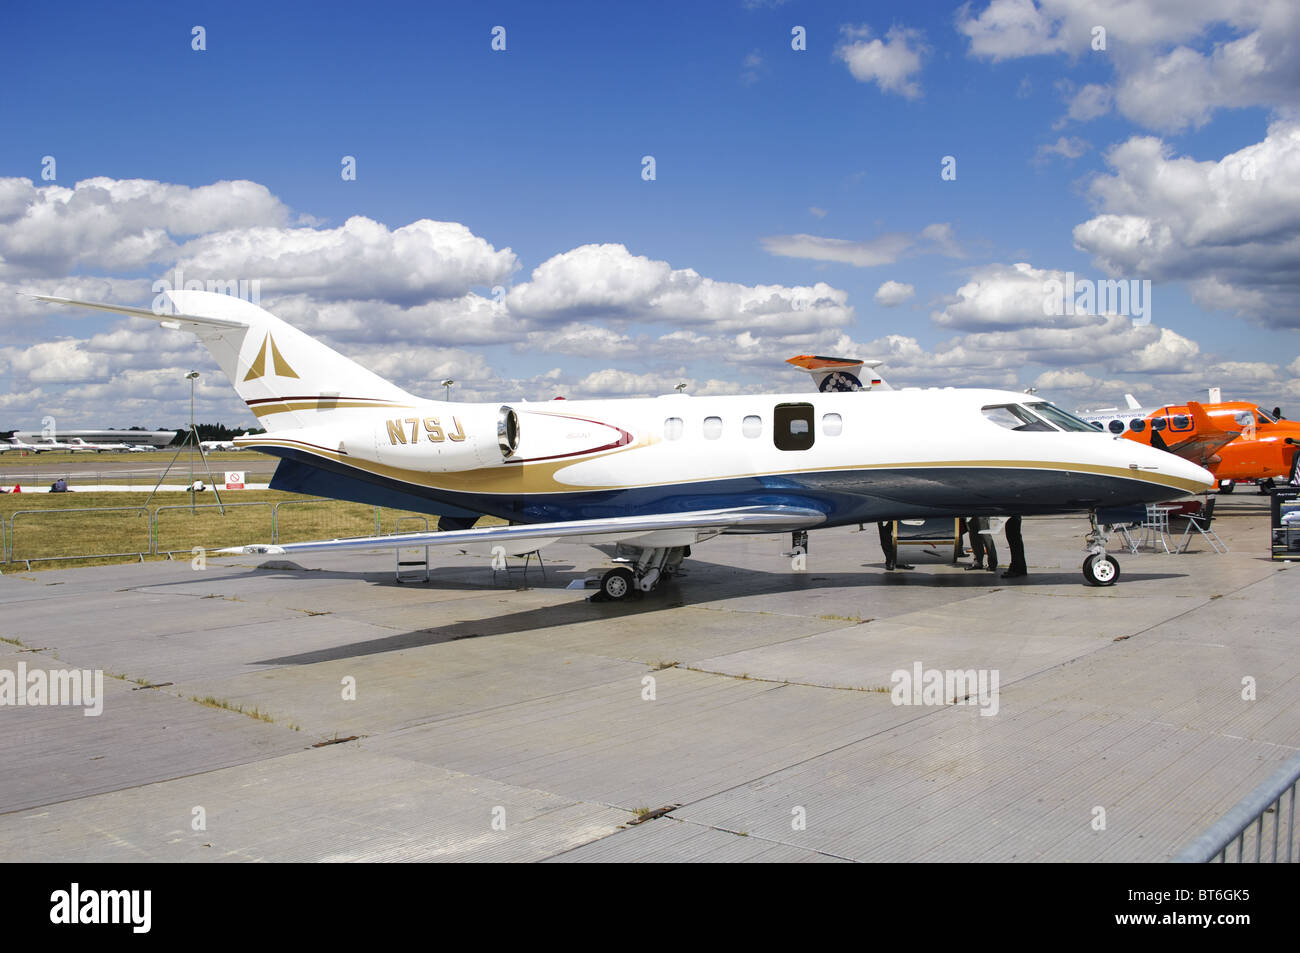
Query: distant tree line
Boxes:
[
  {"xmin": 2, "ymin": 424, "xmax": 264, "ymax": 443},
  {"xmin": 170, "ymin": 423, "xmax": 266, "ymax": 444}
]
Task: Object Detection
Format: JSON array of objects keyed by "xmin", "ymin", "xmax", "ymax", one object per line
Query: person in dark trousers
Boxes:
[
  {"xmin": 877, "ymin": 521, "xmax": 913, "ymax": 571},
  {"xmin": 1002, "ymin": 515, "xmax": 1027, "ymax": 578},
  {"xmin": 965, "ymin": 516, "xmax": 998, "ymax": 571}
]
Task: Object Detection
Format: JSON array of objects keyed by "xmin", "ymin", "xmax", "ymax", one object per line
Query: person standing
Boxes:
[
  {"xmin": 878, "ymin": 521, "xmax": 913, "ymax": 571},
  {"xmin": 965, "ymin": 516, "xmax": 998, "ymax": 572},
  {"xmin": 1002, "ymin": 515, "xmax": 1027, "ymax": 578}
]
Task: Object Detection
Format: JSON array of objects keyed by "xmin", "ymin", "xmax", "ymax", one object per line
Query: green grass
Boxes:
[
  {"xmin": 191, "ymin": 694, "xmax": 276, "ymax": 724},
  {"xmin": 1, "ymin": 489, "xmax": 466, "ymax": 571},
  {"xmin": 0, "ymin": 449, "xmax": 270, "ymax": 468}
]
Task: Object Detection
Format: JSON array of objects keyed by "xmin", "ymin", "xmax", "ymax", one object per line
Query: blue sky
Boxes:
[{"xmin": 2, "ymin": 0, "xmax": 1298, "ymax": 428}]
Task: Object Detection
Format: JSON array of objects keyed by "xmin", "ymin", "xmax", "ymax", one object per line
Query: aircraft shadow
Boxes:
[{"xmin": 248, "ymin": 560, "xmax": 1192, "ymax": 666}]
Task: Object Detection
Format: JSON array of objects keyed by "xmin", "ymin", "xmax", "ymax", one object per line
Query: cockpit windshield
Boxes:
[
  {"xmin": 982, "ymin": 401, "xmax": 1102, "ymax": 433},
  {"xmin": 1025, "ymin": 401, "xmax": 1100, "ymax": 432},
  {"xmin": 1257, "ymin": 408, "xmax": 1277, "ymax": 424},
  {"xmin": 982, "ymin": 404, "xmax": 1054, "ymax": 432}
]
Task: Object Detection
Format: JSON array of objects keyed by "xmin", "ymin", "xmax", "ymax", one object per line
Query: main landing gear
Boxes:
[
  {"xmin": 1083, "ymin": 511, "xmax": 1121, "ymax": 587},
  {"xmin": 594, "ymin": 546, "xmax": 689, "ymax": 602}
]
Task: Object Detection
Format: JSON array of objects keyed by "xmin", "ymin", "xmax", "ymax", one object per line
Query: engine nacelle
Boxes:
[{"xmin": 347, "ymin": 405, "xmax": 520, "ymax": 472}]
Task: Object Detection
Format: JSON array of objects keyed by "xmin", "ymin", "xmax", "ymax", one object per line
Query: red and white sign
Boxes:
[{"xmin": 224, "ymin": 471, "xmax": 245, "ymax": 490}]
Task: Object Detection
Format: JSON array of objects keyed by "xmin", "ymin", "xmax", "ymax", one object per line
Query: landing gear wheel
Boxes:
[
  {"xmin": 600, "ymin": 567, "xmax": 635, "ymax": 601},
  {"xmin": 1218, "ymin": 480, "xmax": 1235, "ymax": 494},
  {"xmin": 1082, "ymin": 553, "xmax": 1120, "ymax": 587}
]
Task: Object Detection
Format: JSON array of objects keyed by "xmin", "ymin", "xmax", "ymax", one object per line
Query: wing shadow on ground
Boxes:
[{"xmin": 248, "ymin": 557, "xmax": 1191, "ymax": 666}]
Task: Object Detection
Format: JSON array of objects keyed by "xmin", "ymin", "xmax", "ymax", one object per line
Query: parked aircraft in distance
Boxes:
[
  {"xmin": 32, "ymin": 290, "xmax": 1214, "ymax": 590},
  {"xmin": 28, "ymin": 436, "xmax": 86, "ymax": 452},
  {"xmin": 0, "ymin": 436, "xmax": 50, "ymax": 453},
  {"xmin": 1079, "ymin": 398, "xmax": 1300, "ymax": 492},
  {"xmin": 64, "ymin": 437, "xmax": 135, "ymax": 453},
  {"xmin": 200, "ymin": 434, "xmax": 249, "ymax": 452}
]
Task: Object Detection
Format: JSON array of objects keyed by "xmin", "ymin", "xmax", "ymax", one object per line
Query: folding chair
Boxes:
[
  {"xmin": 1096, "ymin": 505, "xmax": 1143, "ymax": 555},
  {"xmin": 1176, "ymin": 498, "xmax": 1228, "ymax": 553}
]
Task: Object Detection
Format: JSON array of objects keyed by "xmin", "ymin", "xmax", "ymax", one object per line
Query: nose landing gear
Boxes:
[{"xmin": 1083, "ymin": 511, "xmax": 1121, "ymax": 587}]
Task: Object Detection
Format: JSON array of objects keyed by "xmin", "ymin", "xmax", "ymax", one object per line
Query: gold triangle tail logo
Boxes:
[
  {"xmin": 269, "ymin": 335, "xmax": 299, "ymax": 379},
  {"xmin": 244, "ymin": 333, "xmax": 299, "ymax": 381}
]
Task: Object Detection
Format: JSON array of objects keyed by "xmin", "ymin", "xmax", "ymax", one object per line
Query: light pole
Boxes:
[
  {"xmin": 674, "ymin": 382, "xmax": 688, "ymax": 393},
  {"xmin": 186, "ymin": 371, "xmax": 200, "ymax": 511},
  {"xmin": 441, "ymin": 379, "xmax": 454, "ymax": 401}
]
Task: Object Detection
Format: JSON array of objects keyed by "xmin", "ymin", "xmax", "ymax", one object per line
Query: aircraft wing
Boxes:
[
  {"xmin": 217, "ymin": 505, "xmax": 827, "ymax": 557},
  {"xmin": 1156, "ymin": 400, "xmax": 1240, "ymax": 465}
]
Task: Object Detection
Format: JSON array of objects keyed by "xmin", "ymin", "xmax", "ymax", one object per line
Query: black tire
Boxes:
[
  {"xmin": 1082, "ymin": 553, "xmax": 1120, "ymax": 587},
  {"xmin": 1258, "ymin": 478, "xmax": 1274, "ymax": 494},
  {"xmin": 600, "ymin": 567, "xmax": 635, "ymax": 601},
  {"xmin": 1218, "ymin": 480, "xmax": 1234, "ymax": 494}
]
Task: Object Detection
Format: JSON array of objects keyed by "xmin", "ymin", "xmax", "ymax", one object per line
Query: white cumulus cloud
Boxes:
[
  {"xmin": 1072, "ymin": 121, "xmax": 1300, "ymax": 324},
  {"xmin": 874, "ymin": 281, "xmax": 916, "ymax": 306},
  {"xmin": 835, "ymin": 25, "xmax": 927, "ymax": 100}
]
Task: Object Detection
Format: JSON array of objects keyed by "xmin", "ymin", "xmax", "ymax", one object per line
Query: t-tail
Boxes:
[
  {"xmin": 785, "ymin": 355, "xmax": 892, "ymax": 392},
  {"xmin": 29, "ymin": 290, "xmax": 417, "ymax": 433}
]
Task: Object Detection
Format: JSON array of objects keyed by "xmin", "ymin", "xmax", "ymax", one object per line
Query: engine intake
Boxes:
[{"xmin": 498, "ymin": 405, "xmax": 520, "ymax": 458}]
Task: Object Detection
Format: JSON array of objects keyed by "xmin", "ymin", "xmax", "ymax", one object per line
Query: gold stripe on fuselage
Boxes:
[
  {"xmin": 244, "ymin": 436, "xmax": 1206, "ymax": 497},
  {"xmin": 250, "ymin": 400, "xmax": 414, "ymax": 418}
]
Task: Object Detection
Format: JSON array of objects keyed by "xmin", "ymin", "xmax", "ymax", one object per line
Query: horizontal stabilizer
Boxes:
[
  {"xmin": 786, "ymin": 355, "xmax": 890, "ymax": 392},
  {"xmin": 25, "ymin": 294, "xmax": 246, "ymax": 329}
]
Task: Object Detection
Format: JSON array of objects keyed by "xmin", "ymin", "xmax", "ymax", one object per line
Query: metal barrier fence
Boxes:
[
  {"xmin": 154, "ymin": 501, "xmax": 280, "ymax": 556},
  {"xmin": 0, "ymin": 468, "xmax": 277, "ymax": 491},
  {"xmin": 272, "ymin": 498, "xmax": 382, "ymax": 544},
  {"xmin": 1174, "ymin": 749, "xmax": 1300, "ymax": 862},
  {"xmin": 0, "ymin": 500, "xmax": 406, "ymax": 567},
  {"xmin": 8, "ymin": 507, "xmax": 152, "ymax": 568}
]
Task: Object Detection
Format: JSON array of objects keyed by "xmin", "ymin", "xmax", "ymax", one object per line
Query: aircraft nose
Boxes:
[{"xmin": 1139, "ymin": 445, "xmax": 1215, "ymax": 491}]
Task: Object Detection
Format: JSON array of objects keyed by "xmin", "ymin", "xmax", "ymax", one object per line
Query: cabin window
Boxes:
[
  {"xmin": 1129, "ymin": 418, "xmax": 1146, "ymax": 433},
  {"xmin": 982, "ymin": 404, "xmax": 1053, "ymax": 432},
  {"xmin": 773, "ymin": 403, "xmax": 815, "ymax": 451},
  {"xmin": 1108, "ymin": 420, "xmax": 1125, "ymax": 434},
  {"xmin": 1151, "ymin": 417, "xmax": 1166, "ymax": 432},
  {"xmin": 742, "ymin": 415, "xmax": 761, "ymax": 438},
  {"xmin": 1170, "ymin": 414, "xmax": 1191, "ymax": 431},
  {"xmin": 703, "ymin": 416, "xmax": 723, "ymax": 439},
  {"xmin": 822, "ymin": 413, "xmax": 843, "ymax": 436},
  {"xmin": 664, "ymin": 417, "xmax": 684, "ymax": 440}
]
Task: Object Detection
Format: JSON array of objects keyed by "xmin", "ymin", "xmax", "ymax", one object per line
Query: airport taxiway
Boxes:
[{"xmin": 0, "ymin": 497, "xmax": 1296, "ymax": 862}]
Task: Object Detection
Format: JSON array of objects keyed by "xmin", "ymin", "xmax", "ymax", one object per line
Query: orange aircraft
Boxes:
[{"xmin": 1080, "ymin": 400, "xmax": 1300, "ymax": 492}]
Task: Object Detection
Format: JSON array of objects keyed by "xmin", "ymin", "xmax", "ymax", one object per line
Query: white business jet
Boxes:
[
  {"xmin": 31, "ymin": 290, "xmax": 1213, "ymax": 592},
  {"xmin": 0, "ymin": 436, "xmax": 50, "ymax": 454},
  {"xmin": 65, "ymin": 437, "xmax": 134, "ymax": 453}
]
